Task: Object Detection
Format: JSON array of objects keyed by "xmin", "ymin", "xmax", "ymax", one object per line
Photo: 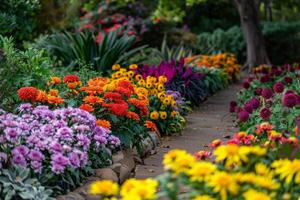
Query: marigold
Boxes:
[
  {"xmin": 144, "ymin": 120, "xmax": 158, "ymax": 133},
  {"xmin": 64, "ymin": 74, "xmax": 80, "ymax": 83},
  {"xmin": 49, "ymin": 89, "xmax": 59, "ymax": 96},
  {"xmin": 89, "ymin": 180, "xmax": 119, "ymax": 196},
  {"xmin": 47, "ymin": 95, "xmax": 64, "ymax": 104},
  {"xmin": 83, "ymin": 96, "xmax": 103, "ymax": 104},
  {"xmin": 36, "ymin": 90, "xmax": 47, "ymax": 102},
  {"xmin": 109, "ymin": 103, "xmax": 128, "ymax": 116},
  {"xmin": 79, "ymin": 104, "xmax": 94, "ymax": 112},
  {"xmin": 18, "ymin": 87, "xmax": 39, "ymax": 102},
  {"xmin": 50, "ymin": 76, "xmax": 61, "ymax": 84},
  {"xmin": 96, "ymin": 119, "xmax": 111, "ymax": 129}
]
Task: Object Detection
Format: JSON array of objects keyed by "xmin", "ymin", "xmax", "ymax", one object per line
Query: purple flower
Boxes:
[
  {"xmin": 31, "ymin": 161, "xmax": 42, "ymax": 173},
  {"xmin": 249, "ymin": 98, "xmax": 260, "ymax": 109},
  {"xmin": 50, "ymin": 142, "xmax": 62, "ymax": 152},
  {"xmin": 13, "ymin": 146, "xmax": 29, "ymax": 156},
  {"xmin": 273, "ymin": 82, "xmax": 284, "ymax": 93},
  {"xmin": 68, "ymin": 153, "xmax": 80, "ymax": 168},
  {"xmin": 283, "ymin": 93, "xmax": 298, "ymax": 108},
  {"xmin": 28, "ymin": 150, "xmax": 44, "ymax": 162},
  {"xmin": 51, "ymin": 153, "xmax": 69, "ymax": 166},
  {"xmin": 18, "ymin": 103, "xmax": 33, "ymax": 112},
  {"xmin": 238, "ymin": 110, "xmax": 249, "ymax": 122},
  {"xmin": 51, "ymin": 163, "xmax": 65, "ymax": 174},
  {"xmin": 12, "ymin": 153, "xmax": 27, "ymax": 167}
]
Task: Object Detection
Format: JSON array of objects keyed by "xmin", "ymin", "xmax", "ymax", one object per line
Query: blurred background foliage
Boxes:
[{"xmin": 0, "ymin": 0, "xmax": 299, "ymax": 62}]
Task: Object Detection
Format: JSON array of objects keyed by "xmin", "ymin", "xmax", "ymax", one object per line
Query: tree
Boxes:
[
  {"xmin": 149, "ymin": 0, "xmax": 271, "ymax": 70},
  {"xmin": 233, "ymin": 0, "xmax": 270, "ymax": 70}
]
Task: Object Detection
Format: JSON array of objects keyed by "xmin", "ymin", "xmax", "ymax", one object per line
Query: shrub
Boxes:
[
  {"xmin": 0, "ymin": 0, "xmax": 40, "ymax": 42},
  {"xmin": 0, "ymin": 36, "xmax": 53, "ymax": 111}
]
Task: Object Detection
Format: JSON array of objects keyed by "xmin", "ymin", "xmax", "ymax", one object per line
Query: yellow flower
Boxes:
[
  {"xmin": 129, "ymin": 64, "xmax": 138, "ymax": 70},
  {"xmin": 157, "ymin": 84, "xmax": 164, "ymax": 91},
  {"xmin": 158, "ymin": 75, "xmax": 167, "ymax": 83},
  {"xmin": 150, "ymin": 111, "xmax": 159, "ymax": 120},
  {"xmin": 146, "ymin": 82, "xmax": 152, "ymax": 89},
  {"xmin": 127, "ymin": 71, "xmax": 135, "ymax": 78},
  {"xmin": 234, "ymin": 172, "xmax": 279, "ymax": 190},
  {"xmin": 121, "ymin": 178, "xmax": 158, "ymax": 200},
  {"xmin": 89, "ymin": 180, "xmax": 119, "ymax": 196},
  {"xmin": 158, "ymin": 92, "xmax": 166, "ymax": 100},
  {"xmin": 243, "ymin": 189, "xmax": 271, "ymax": 200},
  {"xmin": 112, "ymin": 64, "xmax": 121, "ymax": 71},
  {"xmin": 159, "ymin": 111, "xmax": 167, "ymax": 120},
  {"xmin": 138, "ymin": 80, "xmax": 145, "ymax": 87},
  {"xmin": 214, "ymin": 144, "xmax": 250, "ymax": 169},
  {"xmin": 272, "ymin": 159, "xmax": 300, "ymax": 184},
  {"xmin": 171, "ymin": 100, "xmax": 177, "ymax": 107},
  {"xmin": 193, "ymin": 195, "xmax": 215, "ymax": 200},
  {"xmin": 255, "ymin": 163, "xmax": 272, "ymax": 177},
  {"xmin": 188, "ymin": 161, "xmax": 216, "ymax": 182},
  {"xmin": 163, "ymin": 149, "xmax": 195, "ymax": 174},
  {"xmin": 135, "ymin": 74, "xmax": 143, "ymax": 81},
  {"xmin": 208, "ymin": 171, "xmax": 239, "ymax": 200}
]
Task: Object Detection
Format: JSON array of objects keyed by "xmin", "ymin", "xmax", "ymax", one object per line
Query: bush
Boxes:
[
  {"xmin": 197, "ymin": 21, "xmax": 300, "ymax": 65},
  {"xmin": 0, "ymin": 0, "xmax": 40, "ymax": 42},
  {"xmin": 0, "ymin": 36, "xmax": 53, "ymax": 111}
]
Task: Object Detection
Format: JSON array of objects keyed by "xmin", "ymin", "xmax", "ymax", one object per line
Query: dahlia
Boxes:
[
  {"xmin": 244, "ymin": 103, "xmax": 253, "ymax": 114},
  {"xmin": 260, "ymin": 108, "xmax": 271, "ymax": 120},
  {"xmin": 255, "ymin": 88, "xmax": 262, "ymax": 96},
  {"xmin": 64, "ymin": 75, "xmax": 80, "ymax": 83},
  {"xmin": 104, "ymin": 92, "xmax": 122, "ymax": 101},
  {"xmin": 126, "ymin": 111, "xmax": 140, "ymax": 121},
  {"xmin": 17, "ymin": 87, "xmax": 38, "ymax": 102},
  {"xmin": 243, "ymin": 81, "xmax": 250, "ymax": 89},
  {"xmin": 249, "ymin": 98, "xmax": 260, "ymax": 109},
  {"xmin": 283, "ymin": 93, "xmax": 298, "ymax": 108},
  {"xmin": 109, "ymin": 103, "xmax": 128, "ymax": 116},
  {"xmin": 238, "ymin": 110, "xmax": 249, "ymax": 122},
  {"xmin": 261, "ymin": 88, "xmax": 273, "ymax": 99},
  {"xmin": 284, "ymin": 76, "xmax": 292, "ymax": 84},
  {"xmin": 273, "ymin": 82, "xmax": 284, "ymax": 93}
]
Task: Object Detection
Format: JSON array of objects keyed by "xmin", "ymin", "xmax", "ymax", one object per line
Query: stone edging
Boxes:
[{"xmin": 56, "ymin": 132, "xmax": 160, "ymax": 200}]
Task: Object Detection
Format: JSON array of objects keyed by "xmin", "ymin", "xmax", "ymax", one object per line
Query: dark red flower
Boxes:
[
  {"xmin": 255, "ymin": 88, "xmax": 262, "ymax": 95},
  {"xmin": 243, "ymin": 81, "xmax": 250, "ymax": 89},
  {"xmin": 283, "ymin": 93, "xmax": 297, "ymax": 108},
  {"xmin": 260, "ymin": 74, "xmax": 271, "ymax": 83},
  {"xmin": 260, "ymin": 108, "xmax": 271, "ymax": 120},
  {"xmin": 244, "ymin": 103, "xmax": 253, "ymax": 114},
  {"xmin": 273, "ymin": 82, "xmax": 284, "ymax": 93},
  {"xmin": 230, "ymin": 101, "xmax": 237, "ymax": 107},
  {"xmin": 238, "ymin": 110, "xmax": 249, "ymax": 122},
  {"xmin": 284, "ymin": 76, "xmax": 292, "ymax": 84},
  {"xmin": 262, "ymin": 88, "xmax": 273, "ymax": 99}
]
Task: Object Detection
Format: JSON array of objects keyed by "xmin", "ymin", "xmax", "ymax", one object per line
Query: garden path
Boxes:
[{"xmin": 135, "ymin": 84, "xmax": 241, "ymax": 179}]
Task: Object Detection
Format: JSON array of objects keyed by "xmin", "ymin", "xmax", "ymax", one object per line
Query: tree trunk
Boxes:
[{"xmin": 234, "ymin": 0, "xmax": 271, "ymax": 71}]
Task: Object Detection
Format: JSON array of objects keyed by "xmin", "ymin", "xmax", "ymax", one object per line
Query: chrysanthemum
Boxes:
[{"xmin": 17, "ymin": 87, "xmax": 38, "ymax": 102}]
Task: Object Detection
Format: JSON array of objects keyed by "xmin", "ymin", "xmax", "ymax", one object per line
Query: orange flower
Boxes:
[
  {"xmin": 127, "ymin": 111, "xmax": 140, "ymax": 121},
  {"xmin": 47, "ymin": 95, "xmax": 64, "ymax": 104},
  {"xmin": 83, "ymin": 96, "xmax": 103, "ymax": 104},
  {"xmin": 36, "ymin": 90, "xmax": 47, "ymax": 102},
  {"xmin": 50, "ymin": 77, "xmax": 61, "ymax": 84},
  {"xmin": 79, "ymin": 104, "xmax": 94, "ymax": 112},
  {"xmin": 49, "ymin": 89, "xmax": 59, "ymax": 96},
  {"xmin": 145, "ymin": 120, "xmax": 158, "ymax": 133},
  {"xmin": 96, "ymin": 119, "xmax": 111, "ymax": 129},
  {"xmin": 17, "ymin": 87, "xmax": 38, "ymax": 102}
]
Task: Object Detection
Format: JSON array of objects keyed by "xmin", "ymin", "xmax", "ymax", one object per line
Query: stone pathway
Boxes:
[{"xmin": 135, "ymin": 84, "xmax": 241, "ymax": 179}]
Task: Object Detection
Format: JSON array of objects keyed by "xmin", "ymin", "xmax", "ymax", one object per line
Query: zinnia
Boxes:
[
  {"xmin": 17, "ymin": 87, "xmax": 38, "ymax": 102},
  {"xmin": 64, "ymin": 75, "xmax": 80, "ymax": 83}
]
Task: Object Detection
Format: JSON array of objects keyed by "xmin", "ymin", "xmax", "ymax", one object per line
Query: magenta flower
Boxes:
[
  {"xmin": 260, "ymin": 108, "xmax": 271, "ymax": 120},
  {"xmin": 238, "ymin": 110, "xmax": 249, "ymax": 122},
  {"xmin": 262, "ymin": 88, "xmax": 273, "ymax": 99},
  {"xmin": 273, "ymin": 82, "xmax": 284, "ymax": 93},
  {"xmin": 283, "ymin": 93, "xmax": 297, "ymax": 108}
]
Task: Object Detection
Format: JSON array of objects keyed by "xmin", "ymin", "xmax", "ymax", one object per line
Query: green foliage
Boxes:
[
  {"xmin": 0, "ymin": 0, "xmax": 40, "ymax": 42},
  {"xmin": 197, "ymin": 21, "xmax": 300, "ymax": 64},
  {"xmin": 0, "ymin": 166, "xmax": 54, "ymax": 200},
  {"xmin": 39, "ymin": 30, "xmax": 146, "ymax": 74},
  {"xmin": 0, "ymin": 36, "xmax": 53, "ymax": 111}
]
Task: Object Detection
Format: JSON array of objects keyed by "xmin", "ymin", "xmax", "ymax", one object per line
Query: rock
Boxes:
[
  {"xmin": 94, "ymin": 168, "xmax": 119, "ymax": 182},
  {"xmin": 119, "ymin": 165, "xmax": 132, "ymax": 184},
  {"xmin": 110, "ymin": 163, "xmax": 122, "ymax": 175},
  {"xmin": 112, "ymin": 151, "xmax": 124, "ymax": 164},
  {"xmin": 133, "ymin": 155, "xmax": 143, "ymax": 164},
  {"xmin": 73, "ymin": 182, "xmax": 92, "ymax": 198},
  {"xmin": 56, "ymin": 192, "xmax": 84, "ymax": 200},
  {"xmin": 120, "ymin": 149, "xmax": 136, "ymax": 172}
]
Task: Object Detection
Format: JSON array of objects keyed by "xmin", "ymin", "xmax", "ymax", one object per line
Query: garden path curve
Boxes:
[{"xmin": 135, "ymin": 84, "xmax": 241, "ymax": 179}]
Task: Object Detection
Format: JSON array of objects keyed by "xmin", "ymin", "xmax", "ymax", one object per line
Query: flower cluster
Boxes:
[
  {"xmin": 186, "ymin": 53, "xmax": 240, "ymax": 81},
  {"xmin": 231, "ymin": 63, "xmax": 300, "ymax": 133},
  {"xmin": 0, "ymin": 104, "xmax": 119, "ymax": 175}
]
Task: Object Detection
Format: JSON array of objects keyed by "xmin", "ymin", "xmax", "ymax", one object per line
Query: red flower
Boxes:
[
  {"xmin": 114, "ymin": 87, "xmax": 132, "ymax": 98},
  {"xmin": 261, "ymin": 88, "xmax": 273, "ymax": 99},
  {"xmin": 109, "ymin": 103, "xmax": 128, "ymax": 116},
  {"xmin": 118, "ymin": 80, "xmax": 134, "ymax": 93},
  {"xmin": 273, "ymin": 82, "xmax": 284, "ymax": 93},
  {"xmin": 17, "ymin": 87, "xmax": 38, "ymax": 102},
  {"xmin": 64, "ymin": 75, "xmax": 80, "ymax": 83},
  {"xmin": 238, "ymin": 110, "xmax": 249, "ymax": 122},
  {"xmin": 104, "ymin": 92, "xmax": 122, "ymax": 101},
  {"xmin": 95, "ymin": 32, "xmax": 103, "ymax": 44},
  {"xmin": 283, "ymin": 93, "xmax": 298, "ymax": 108}
]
